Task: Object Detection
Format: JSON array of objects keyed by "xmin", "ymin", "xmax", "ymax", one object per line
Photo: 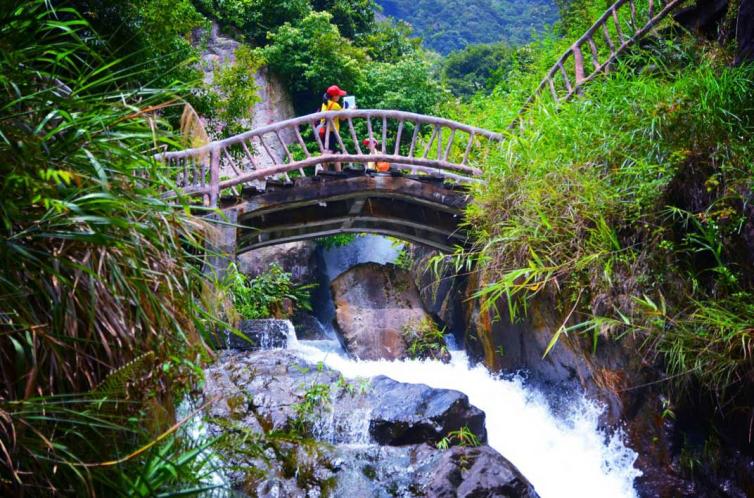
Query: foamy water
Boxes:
[{"xmin": 290, "ymin": 335, "xmax": 641, "ymax": 498}]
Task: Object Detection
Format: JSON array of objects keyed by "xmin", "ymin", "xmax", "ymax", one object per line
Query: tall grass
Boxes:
[
  {"xmin": 457, "ymin": 30, "xmax": 754, "ymax": 404},
  {"xmin": 0, "ymin": 1, "xmax": 220, "ymax": 493}
]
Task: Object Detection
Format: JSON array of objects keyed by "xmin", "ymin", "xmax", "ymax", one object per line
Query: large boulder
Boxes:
[
  {"xmin": 237, "ymin": 240, "xmax": 318, "ymax": 285},
  {"xmin": 368, "ymin": 376, "xmax": 487, "ymax": 446},
  {"xmin": 203, "ymin": 349, "xmax": 536, "ymax": 497},
  {"xmin": 425, "ymin": 445, "xmax": 539, "ymax": 498},
  {"xmin": 330, "ymin": 262, "xmax": 432, "ymax": 360},
  {"xmin": 331, "ymin": 444, "xmax": 539, "ymax": 498}
]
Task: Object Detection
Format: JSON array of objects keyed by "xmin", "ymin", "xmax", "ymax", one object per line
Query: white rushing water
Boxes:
[{"xmin": 289, "ymin": 334, "xmax": 642, "ymax": 498}]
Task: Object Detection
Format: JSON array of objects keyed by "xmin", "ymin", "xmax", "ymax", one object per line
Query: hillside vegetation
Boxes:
[
  {"xmin": 376, "ymin": 0, "xmax": 559, "ymax": 54},
  {"xmin": 445, "ymin": 0, "xmax": 754, "ymax": 476}
]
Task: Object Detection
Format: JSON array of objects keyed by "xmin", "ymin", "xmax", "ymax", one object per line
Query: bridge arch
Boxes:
[{"xmin": 227, "ymin": 173, "xmax": 471, "ymax": 254}]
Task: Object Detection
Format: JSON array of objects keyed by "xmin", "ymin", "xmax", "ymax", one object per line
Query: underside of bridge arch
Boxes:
[{"xmin": 225, "ymin": 174, "xmax": 472, "ymax": 254}]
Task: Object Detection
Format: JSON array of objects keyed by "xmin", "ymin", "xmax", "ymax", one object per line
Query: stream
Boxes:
[
  {"xmin": 297, "ymin": 235, "xmax": 641, "ymax": 497},
  {"xmin": 197, "ymin": 235, "xmax": 642, "ymax": 497},
  {"xmin": 289, "ymin": 334, "xmax": 641, "ymax": 498}
]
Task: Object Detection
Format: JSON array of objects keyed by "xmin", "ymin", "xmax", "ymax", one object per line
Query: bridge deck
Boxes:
[{"xmin": 223, "ymin": 171, "xmax": 472, "ymax": 253}]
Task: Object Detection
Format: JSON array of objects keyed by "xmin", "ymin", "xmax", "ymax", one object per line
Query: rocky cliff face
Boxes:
[
  {"xmin": 195, "ymin": 23, "xmax": 296, "ymax": 169},
  {"xmin": 408, "ymin": 250, "xmax": 754, "ymax": 497}
]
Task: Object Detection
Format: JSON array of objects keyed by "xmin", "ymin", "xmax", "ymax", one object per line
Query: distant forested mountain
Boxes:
[{"xmin": 375, "ymin": 0, "xmax": 559, "ymax": 54}]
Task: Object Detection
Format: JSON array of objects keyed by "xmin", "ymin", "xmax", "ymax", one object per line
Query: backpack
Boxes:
[{"xmin": 315, "ymin": 100, "xmax": 336, "ymax": 140}]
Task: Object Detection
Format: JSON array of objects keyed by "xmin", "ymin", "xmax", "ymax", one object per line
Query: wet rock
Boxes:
[
  {"xmin": 202, "ymin": 349, "xmax": 533, "ymax": 496},
  {"xmin": 425, "ymin": 446, "xmax": 539, "ymax": 498},
  {"xmin": 292, "ymin": 311, "xmax": 330, "ymax": 340},
  {"xmin": 215, "ymin": 319, "xmax": 293, "ymax": 351},
  {"xmin": 330, "ymin": 262, "xmax": 432, "ymax": 360},
  {"xmin": 237, "ymin": 240, "xmax": 318, "ymax": 285},
  {"xmin": 408, "ymin": 245, "xmax": 470, "ymax": 339},
  {"xmin": 367, "ymin": 376, "xmax": 487, "ymax": 446},
  {"xmin": 331, "ymin": 444, "xmax": 538, "ymax": 498}
]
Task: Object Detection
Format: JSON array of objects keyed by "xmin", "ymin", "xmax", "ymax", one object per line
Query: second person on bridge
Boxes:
[{"xmin": 318, "ymin": 85, "xmax": 347, "ymax": 172}]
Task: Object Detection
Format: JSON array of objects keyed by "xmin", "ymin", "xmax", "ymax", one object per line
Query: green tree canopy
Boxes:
[{"xmin": 261, "ymin": 11, "xmax": 367, "ymax": 110}]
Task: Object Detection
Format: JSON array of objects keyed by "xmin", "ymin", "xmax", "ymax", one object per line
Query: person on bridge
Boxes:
[{"xmin": 319, "ymin": 85, "xmax": 347, "ymax": 172}]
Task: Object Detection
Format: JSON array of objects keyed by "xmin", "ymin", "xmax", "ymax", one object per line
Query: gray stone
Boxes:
[
  {"xmin": 367, "ymin": 376, "xmax": 487, "ymax": 446},
  {"xmin": 237, "ymin": 240, "xmax": 318, "ymax": 285},
  {"xmin": 425, "ymin": 446, "xmax": 539, "ymax": 498},
  {"xmin": 217, "ymin": 319, "xmax": 293, "ymax": 351},
  {"xmin": 202, "ymin": 349, "xmax": 537, "ymax": 497},
  {"xmin": 330, "ymin": 262, "xmax": 433, "ymax": 360}
]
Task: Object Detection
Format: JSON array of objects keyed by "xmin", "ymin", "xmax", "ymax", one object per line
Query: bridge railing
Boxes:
[
  {"xmin": 513, "ymin": 0, "xmax": 686, "ymax": 126},
  {"xmin": 154, "ymin": 109, "xmax": 503, "ymax": 206}
]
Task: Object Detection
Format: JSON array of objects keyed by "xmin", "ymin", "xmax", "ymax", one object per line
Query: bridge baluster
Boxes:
[
  {"xmin": 628, "ymin": 0, "xmax": 639, "ymax": 31},
  {"xmin": 366, "ymin": 115, "xmax": 374, "ymax": 150},
  {"xmin": 258, "ymin": 134, "xmax": 279, "ymax": 167},
  {"xmin": 572, "ymin": 45, "xmax": 586, "ymax": 84},
  {"xmin": 309, "ymin": 122, "xmax": 325, "ymax": 154},
  {"xmin": 409, "ymin": 122, "xmax": 420, "ymax": 157},
  {"xmin": 180, "ymin": 158, "xmax": 188, "ymax": 187},
  {"xmin": 546, "ymin": 77, "xmax": 559, "ymax": 103},
  {"xmin": 323, "ymin": 120, "xmax": 331, "ymax": 151},
  {"xmin": 602, "ymin": 23, "xmax": 616, "ymax": 57},
  {"xmin": 586, "ymin": 37, "xmax": 601, "ymax": 70},
  {"xmin": 436, "ymin": 126, "xmax": 443, "ymax": 162},
  {"xmin": 274, "ymin": 130, "xmax": 293, "ymax": 163},
  {"xmin": 240, "ymin": 140, "xmax": 259, "ymax": 171},
  {"xmin": 462, "ymin": 132, "xmax": 476, "ymax": 165},
  {"xmin": 382, "ymin": 116, "xmax": 387, "ymax": 154},
  {"xmin": 422, "ymin": 125, "xmax": 438, "ymax": 159},
  {"xmin": 209, "ymin": 146, "xmax": 220, "ymax": 207},
  {"xmin": 293, "ymin": 125, "xmax": 311, "ymax": 158},
  {"xmin": 347, "ymin": 118, "xmax": 363, "ymax": 155},
  {"xmin": 612, "ymin": 8, "xmax": 625, "ymax": 43},
  {"xmin": 443, "ymin": 128, "xmax": 455, "ymax": 162},
  {"xmin": 558, "ymin": 62, "xmax": 573, "ymax": 95},
  {"xmin": 394, "ymin": 120, "xmax": 404, "ymax": 156}
]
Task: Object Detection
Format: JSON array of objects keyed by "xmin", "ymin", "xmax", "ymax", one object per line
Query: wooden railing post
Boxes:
[{"xmin": 209, "ymin": 145, "xmax": 220, "ymax": 207}]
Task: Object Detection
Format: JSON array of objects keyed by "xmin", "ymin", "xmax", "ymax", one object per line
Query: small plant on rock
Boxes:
[
  {"xmin": 436, "ymin": 426, "xmax": 481, "ymax": 450},
  {"xmin": 402, "ymin": 318, "xmax": 449, "ymax": 361}
]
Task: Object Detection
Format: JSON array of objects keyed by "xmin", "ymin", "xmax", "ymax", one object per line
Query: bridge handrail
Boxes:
[
  {"xmin": 155, "ymin": 109, "xmax": 503, "ymax": 161},
  {"xmin": 512, "ymin": 0, "xmax": 686, "ymax": 126},
  {"xmin": 155, "ymin": 108, "xmax": 503, "ymax": 206}
]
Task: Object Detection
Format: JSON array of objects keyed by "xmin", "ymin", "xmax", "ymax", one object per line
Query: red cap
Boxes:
[{"xmin": 326, "ymin": 85, "xmax": 347, "ymax": 97}]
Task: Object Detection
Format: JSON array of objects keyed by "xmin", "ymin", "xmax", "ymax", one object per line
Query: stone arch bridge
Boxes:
[{"xmin": 155, "ymin": 0, "xmax": 686, "ymax": 254}]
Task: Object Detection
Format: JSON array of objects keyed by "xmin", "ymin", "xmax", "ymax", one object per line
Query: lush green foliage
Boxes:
[
  {"xmin": 316, "ymin": 233, "xmax": 360, "ymax": 248},
  {"xmin": 71, "ymin": 0, "xmax": 207, "ymax": 87},
  {"xmin": 0, "ymin": 2, "xmax": 221, "ymax": 494},
  {"xmin": 442, "ymin": 42, "xmax": 516, "ymax": 97},
  {"xmin": 225, "ymin": 263, "xmax": 314, "ymax": 319},
  {"xmin": 196, "ymin": 0, "xmax": 376, "ymax": 44},
  {"xmin": 452, "ymin": 29, "xmax": 754, "ymax": 406},
  {"xmin": 211, "ymin": 44, "xmax": 264, "ymax": 133},
  {"xmin": 262, "ymin": 11, "xmax": 367, "ymax": 109},
  {"xmin": 376, "ymin": 0, "xmax": 559, "ymax": 54},
  {"xmin": 357, "ymin": 54, "xmax": 447, "ymax": 113}
]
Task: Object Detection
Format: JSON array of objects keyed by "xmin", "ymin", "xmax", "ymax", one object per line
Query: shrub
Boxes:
[{"xmin": 225, "ymin": 263, "xmax": 314, "ymax": 319}]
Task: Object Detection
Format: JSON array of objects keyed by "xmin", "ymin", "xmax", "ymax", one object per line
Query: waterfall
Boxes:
[{"xmin": 287, "ymin": 326, "xmax": 641, "ymax": 498}]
